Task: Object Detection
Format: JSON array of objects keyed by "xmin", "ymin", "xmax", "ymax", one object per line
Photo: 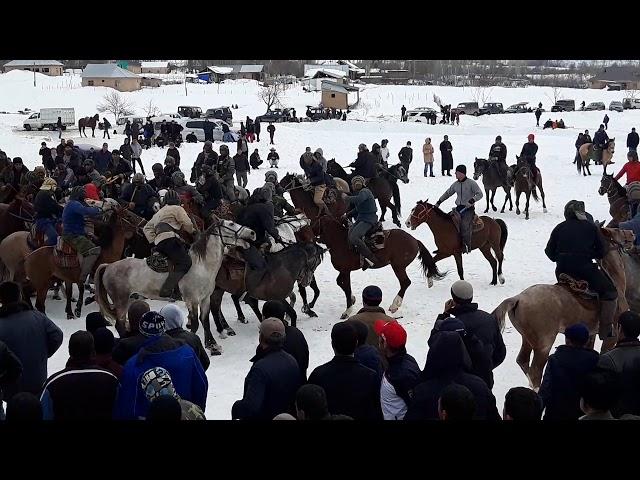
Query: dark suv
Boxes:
[
  {"xmin": 256, "ymin": 108, "xmax": 297, "ymax": 123},
  {"xmin": 205, "ymin": 106, "xmax": 233, "ymax": 123},
  {"xmin": 551, "ymin": 99, "xmax": 575, "ymax": 112},
  {"xmin": 479, "ymin": 102, "xmax": 504, "ymax": 115}
]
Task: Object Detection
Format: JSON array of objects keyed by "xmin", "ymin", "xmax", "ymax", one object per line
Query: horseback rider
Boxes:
[
  {"xmin": 120, "ymin": 173, "xmax": 158, "ymax": 220},
  {"xmin": 149, "ymin": 163, "xmax": 173, "ymax": 192},
  {"xmin": 314, "ymin": 148, "xmax": 328, "ymax": 173},
  {"xmin": 217, "ymin": 145, "xmax": 236, "ymax": 202},
  {"xmin": 171, "ymin": 171, "xmax": 204, "ymax": 207},
  {"xmin": 545, "ymin": 200, "xmax": 618, "ymax": 340},
  {"xmin": 236, "ymin": 188, "xmax": 283, "ymax": 270},
  {"xmin": 435, "ymin": 165, "xmax": 483, "ymax": 254},
  {"xmin": 190, "ymin": 141, "xmax": 218, "ymax": 183},
  {"xmin": 300, "ymin": 149, "xmax": 330, "ymax": 216},
  {"xmin": 349, "ymin": 144, "xmax": 377, "ymax": 183},
  {"xmin": 61, "ymin": 186, "xmax": 104, "ymax": 286},
  {"xmin": 143, "ymin": 189, "xmax": 195, "ymax": 300},
  {"xmin": 263, "ymin": 181, "xmax": 296, "ymax": 218},
  {"xmin": 342, "ymin": 175, "xmax": 379, "ymax": 270},
  {"xmin": 488, "ymin": 135, "xmax": 508, "ymax": 186},
  {"xmin": 164, "ymin": 155, "xmax": 181, "ymax": 178},
  {"xmin": 614, "ymin": 150, "xmax": 640, "ymax": 217},
  {"xmin": 34, "ymin": 177, "xmax": 63, "ymax": 246},
  {"xmin": 593, "ymin": 124, "xmax": 610, "ymax": 165},
  {"xmin": 515, "ymin": 133, "xmax": 539, "ymax": 178},
  {"xmin": 196, "ymin": 164, "xmax": 223, "ymax": 221},
  {"xmin": 583, "ymin": 129, "xmax": 592, "ymax": 144}
]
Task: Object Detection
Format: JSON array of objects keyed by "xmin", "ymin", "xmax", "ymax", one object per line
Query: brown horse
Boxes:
[
  {"xmin": 492, "ymin": 227, "xmax": 632, "ymax": 390},
  {"xmin": 79, "ymin": 114, "xmax": 100, "ymax": 138},
  {"xmin": 280, "ymin": 172, "xmax": 349, "ymax": 219},
  {"xmin": 406, "ymin": 200, "xmax": 508, "ymax": 285},
  {"xmin": 0, "ymin": 197, "xmax": 34, "ymax": 243},
  {"xmin": 514, "ymin": 156, "xmax": 547, "ymax": 220},
  {"xmin": 579, "ymin": 139, "xmax": 616, "ymax": 174},
  {"xmin": 24, "ymin": 205, "xmax": 136, "ymax": 319},
  {"xmin": 598, "ymin": 173, "xmax": 629, "ymax": 227}
]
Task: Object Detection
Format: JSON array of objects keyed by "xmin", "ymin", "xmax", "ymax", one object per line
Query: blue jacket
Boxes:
[
  {"xmin": 93, "ymin": 150, "xmax": 112, "ymax": 174},
  {"xmin": 619, "ymin": 211, "xmax": 640, "ymax": 246},
  {"xmin": 62, "ymin": 200, "xmax": 101, "ymax": 236},
  {"xmin": 114, "ymin": 335, "xmax": 208, "ymax": 420},
  {"xmin": 347, "ymin": 188, "xmax": 377, "ymax": 224},
  {"xmin": 301, "ymin": 160, "xmax": 325, "ymax": 186}
]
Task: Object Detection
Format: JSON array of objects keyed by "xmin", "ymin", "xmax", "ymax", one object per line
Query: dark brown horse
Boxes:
[
  {"xmin": 406, "ymin": 200, "xmax": 508, "ymax": 285},
  {"xmin": 0, "ymin": 197, "xmax": 34, "ymax": 243},
  {"xmin": 514, "ymin": 156, "xmax": 547, "ymax": 220},
  {"xmin": 598, "ymin": 173, "xmax": 629, "ymax": 227},
  {"xmin": 472, "ymin": 157, "xmax": 513, "ymax": 213},
  {"xmin": 79, "ymin": 114, "xmax": 100, "ymax": 138}
]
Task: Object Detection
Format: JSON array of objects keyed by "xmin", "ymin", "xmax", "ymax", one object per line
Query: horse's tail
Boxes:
[
  {"xmin": 496, "ymin": 218, "xmax": 508, "ymax": 252},
  {"xmin": 529, "ymin": 175, "xmax": 540, "ymax": 202},
  {"xmin": 492, "ymin": 296, "xmax": 519, "ymax": 333},
  {"xmin": 391, "ymin": 181, "xmax": 401, "ymax": 216},
  {"xmin": 576, "ymin": 152, "xmax": 583, "ymax": 174},
  {"xmin": 417, "ymin": 240, "xmax": 446, "ymax": 281},
  {"xmin": 94, "ymin": 263, "xmax": 117, "ymax": 324}
]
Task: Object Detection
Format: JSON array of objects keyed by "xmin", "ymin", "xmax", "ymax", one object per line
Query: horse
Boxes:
[
  {"xmin": 24, "ymin": 201, "xmax": 134, "ymax": 319},
  {"xmin": 621, "ymin": 252, "xmax": 640, "ymax": 313},
  {"xmin": 579, "ymin": 139, "xmax": 616, "ymax": 174},
  {"xmin": 209, "ymin": 242, "xmax": 325, "ymax": 341},
  {"xmin": 79, "ymin": 114, "xmax": 100, "ymax": 138},
  {"xmin": 326, "ymin": 159, "xmax": 402, "ymax": 227},
  {"xmin": 513, "ymin": 156, "xmax": 547, "ymax": 220},
  {"xmin": 598, "ymin": 173, "xmax": 630, "ymax": 227},
  {"xmin": 379, "ymin": 163, "xmax": 409, "ymax": 219},
  {"xmin": 280, "ymin": 172, "xmax": 350, "ymax": 219},
  {"xmin": 93, "ymin": 218, "xmax": 256, "ymax": 353},
  {"xmin": 0, "ymin": 197, "xmax": 34, "ymax": 243},
  {"xmin": 406, "ymin": 200, "xmax": 508, "ymax": 285},
  {"xmin": 492, "ymin": 227, "xmax": 632, "ymax": 390},
  {"xmin": 315, "ymin": 214, "xmax": 445, "ymax": 318},
  {"xmin": 472, "ymin": 158, "xmax": 513, "ymax": 213}
]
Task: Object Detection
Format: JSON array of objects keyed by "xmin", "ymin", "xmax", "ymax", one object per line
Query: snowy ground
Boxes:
[{"xmin": 0, "ymin": 70, "xmax": 637, "ymax": 419}]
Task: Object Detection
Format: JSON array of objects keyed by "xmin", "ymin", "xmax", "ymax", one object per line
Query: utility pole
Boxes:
[{"xmin": 33, "ymin": 61, "xmax": 36, "ymax": 87}]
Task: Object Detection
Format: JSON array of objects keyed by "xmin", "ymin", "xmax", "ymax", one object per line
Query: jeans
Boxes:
[
  {"xmin": 36, "ymin": 218, "xmax": 58, "ymax": 246},
  {"xmin": 348, "ymin": 220, "xmax": 374, "ymax": 250},
  {"xmin": 236, "ymin": 171, "xmax": 248, "ymax": 188},
  {"xmin": 630, "ymin": 147, "xmax": 637, "ymax": 153},
  {"xmin": 424, "ymin": 163, "xmax": 433, "ymax": 176},
  {"xmin": 457, "ymin": 205, "xmax": 474, "ymax": 249},
  {"xmin": 132, "ymin": 157, "xmax": 145, "ymax": 175}
]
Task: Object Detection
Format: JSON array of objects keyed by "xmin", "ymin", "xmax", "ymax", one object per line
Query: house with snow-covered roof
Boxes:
[
  {"xmin": 3, "ymin": 60, "xmax": 64, "ymax": 76},
  {"xmin": 198, "ymin": 64, "xmax": 265, "ymax": 83},
  {"xmin": 81, "ymin": 63, "xmax": 141, "ymax": 92},
  {"xmin": 141, "ymin": 61, "xmax": 171, "ymax": 74}
]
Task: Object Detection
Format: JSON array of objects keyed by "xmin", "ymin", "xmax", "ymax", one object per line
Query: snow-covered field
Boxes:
[{"xmin": 0, "ymin": 70, "xmax": 637, "ymax": 419}]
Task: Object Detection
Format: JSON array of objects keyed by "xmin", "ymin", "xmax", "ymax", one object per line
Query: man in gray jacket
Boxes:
[{"xmin": 435, "ymin": 165, "xmax": 483, "ymax": 253}]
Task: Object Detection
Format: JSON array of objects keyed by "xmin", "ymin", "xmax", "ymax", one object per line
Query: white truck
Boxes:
[{"xmin": 23, "ymin": 108, "xmax": 75, "ymax": 131}]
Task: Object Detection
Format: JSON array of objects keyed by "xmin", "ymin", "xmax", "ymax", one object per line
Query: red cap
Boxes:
[
  {"xmin": 528, "ymin": 133, "xmax": 535, "ymax": 140},
  {"xmin": 374, "ymin": 320, "xmax": 407, "ymax": 349},
  {"xmin": 84, "ymin": 183, "xmax": 99, "ymax": 200}
]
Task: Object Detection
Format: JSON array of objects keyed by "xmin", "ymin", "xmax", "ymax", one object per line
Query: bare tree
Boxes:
[
  {"xmin": 143, "ymin": 99, "xmax": 161, "ymax": 118},
  {"xmin": 258, "ymin": 83, "xmax": 285, "ymax": 111},
  {"xmin": 97, "ymin": 91, "xmax": 135, "ymax": 121},
  {"xmin": 471, "ymin": 86, "xmax": 493, "ymax": 105},
  {"xmin": 545, "ymin": 86, "xmax": 563, "ymax": 106}
]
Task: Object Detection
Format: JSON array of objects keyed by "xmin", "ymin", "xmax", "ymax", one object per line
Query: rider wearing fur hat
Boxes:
[
  {"xmin": 34, "ymin": 178, "xmax": 63, "ymax": 246},
  {"xmin": 343, "ymin": 175, "xmax": 379, "ymax": 270}
]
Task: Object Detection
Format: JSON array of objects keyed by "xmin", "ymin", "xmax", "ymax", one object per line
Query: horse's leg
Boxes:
[
  {"xmin": 74, "ymin": 281, "xmax": 84, "ymax": 318},
  {"xmin": 379, "ymin": 200, "xmax": 387, "ymax": 222},
  {"xmin": 244, "ymin": 296, "xmax": 263, "ymax": 322},
  {"xmin": 500, "ymin": 188, "xmax": 509, "ymax": 213},
  {"xmin": 52, "ymin": 279, "xmax": 62, "ymax": 300},
  {"xmin": 35, "ymin": 285, "xmax": 47, "ymax": 314},
  {"xmin": 525, "ymin": 192, "xmax": 531, "ymax": 220},
  {"xmin": 386, "ymin": 200, "xmax": 401, "ymax": 228},
  {"xmin": 298, "ymin": 282, "xmax": 311, "ymax": 316},
  {"xmin": 515, "ymin": 190, "xmax": 521, "ymax": 215},
  {"xmin": 91, "ymin": 126, "xmax": 95, "ymax": 138},
  {"xmin": 388, "ymin": 264, "xmax": 411, "ymax": 314},
  {"xmin": 65, "ymin": 281, "xmax": 74, "ymax": 319},
  {"xmin": 529, "ymin": 345, "xmax": 553, "ymax": 391},
  {"xmin": 282, "ymin": 298, "xmax": 298, "ymax": 328},
  {"xmin": 479, "ymin": 244, "xmax": 498, "ymax": 285},
  {"xmin": 231, "ymin": 293, "xmax": 247, "ymax": 324},
  {"xmin": 490, "ymin": 188, "xmax": 497, "ymax": 212},
  {"xmin": 337, "ymin": 271, "xmax": 355, "ymax": 319},
  {"xmin": 493, "ymin": 229, "xmax": 505, "ymax": 285},
  {"xmin": 516, "ymin": 337, "xmax": 533, "ymax": 381},
  {"xmin": 453, "ymin": 252, "xmax": 464, "ymax": 280},
  {"xmin": 538, "ymin": 182, "xmax": 547, "ymax": 213},
  {"xmin": 308, "ymin": 276, "xmax": 320, "ymax": 310},
  {"xmin": 484, "ymin": 187, "xmax": 490, "ymax": 213}
]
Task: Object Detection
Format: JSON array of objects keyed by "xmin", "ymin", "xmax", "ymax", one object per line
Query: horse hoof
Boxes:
[
  {"xmin": 389, "ymin": 306, "xmax": 398, "ymax": 314},
  {"xmin": 427, "ymin": 277, "xmax": 434, "ymax": 288},
  {"xmin": 543, "ymin": 208, "xmax": 548, "ymax": 213},
  {"xmin": 84, "ymin": 296, "xmax": 95, "ymax": 306},
  {"xmin": 66, "ymin": 313, "xmax": 75, "ymax": 320},
  {"xmin": 492, "ymin": 206, "xmax": 497, "ymax": 212},
  {"xmin": 307, "ymin": 310, "xmax": 318, "ymax": 318},
  {"xmin": 498, "ymin": 274, "xmax": 505, "ymax": 285},
  {"xmin": 490, "ymin": 281, "xmax": 497, "ymax": 286},
  {"xmin": 516, "ymin": 211, "xmax": 520, "ymax": 215},
  {"xmin": 237, "ymin": 317, "xmax": 248, "ymax": 324},
  {"xmin": 219, "ymin": 331, "xmax": 227, "ymax": 339},
  {"xmin": 209, "ymin": 346, "xmax": 222, "ymax": 356},
  {"xmin": 226, "ymin": 328, "xmax": 236, "ymax": 336},
  {"xmin": 340, "ymin": 312, "xmax": 348, "ymax": 320}
]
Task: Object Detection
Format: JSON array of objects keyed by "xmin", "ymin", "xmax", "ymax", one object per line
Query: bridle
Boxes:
[
  {"xmin": 409, "ymin": 203, "xmax": 433, "ymax": 225},
  {"xmin": 281, "ymin": 176, "xmax": 307, "ymax": 193},
  {"xmin": 208, "ymin": 220, "xmax": 253, "ymax": 248},
  {"xmin": 599, "ymin": 176, "xmax": 621, "ymax": 198}
]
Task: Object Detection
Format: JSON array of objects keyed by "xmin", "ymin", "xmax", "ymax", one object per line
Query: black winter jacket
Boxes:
[
  {"xmin": 384, "ymin": 350, "xmax": 421, "ymax": 406},
  {"xmin": 489, "ymin": 143, "xmax": 507, "ymax": 162},
  {"xmin": 355, "ymin": 345, "xmax": 384, "ymax": 380},
  {"xmin": 545, "ymin": 218, "xmax": 605, "ymax": 273},
  {"xmin": 0, "ymin": 340, "xmax": 23, "ymax": 401},
  {"xmin": 237, "ymin": 202, "xmax": 279, "ymax": 244},
  {"xmin": 520, "ymin": 142, "xmax": 538, "ymax": 159},
  {"xmin": 398, "ymin": 146, "xmax": 413, "ymax": 164},
  {"xmin": 627, "ymin": 132, "xmax": 640, "ymax": 150},
  {"xmin": 350, "ymin": 151, "xmax": 377, "ymax": 179},
  {"xmin": 283, "ymin": 324, "xmax": 309, "ymax": 382},
  {"xmin": 598, "ymin": 339, "xmax": 640, "ymax": 417},
  {"xmin": 234, "ymin": 153, "xmax": 250, "ymax": 172},
  {"xmin": 34, "ymin": 190, "xmax": 63, "ymax": 220}
]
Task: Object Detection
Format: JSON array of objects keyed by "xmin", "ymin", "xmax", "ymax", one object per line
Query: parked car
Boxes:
[
  {"xmin": 607, "ymin": 84, "xmax": 623, "ymax": 91},
  {"xmin": 478, "ymin": 102, "xmax": 504, "ymax": 115},
  {"xmin": 609, "ymin": 101, "xmax": 624, "ymax": 112},
  {"xmin": 551, "ymin": 99, "xmax": 576, "ymax": 112},
  {"xmin": 451, "ymin": 102, "xmax": 480, "ymax": 116},
  {"xmin": 585, "ymin": 102, "xmax": 606, "ymax": 111},
  {"xmin": 623, "ymin": 98, "xmax": 640, "ymax": 109},
  {"xmin": 178, "ymin": 106, "xmax": 202, "ymax": 118},
  {"xmin": 256, "ymin": 108, "xmax": 298, "ymax": 123},
  {"xmin": 204, "ymin": 106, "xmax": 233, "ymax": 123},
  {"xmin": 179, "ymin": 118, "xmax": 239, "ymax": 142},
  {"xmin": 304, "ymin": 106, "xmax": 327, "ymax": 121},
  {"xmin": 23, "ymin": 108, "xmax": 75, "ymax": 131},
  {"xmin": 504, "ymin": 102, "xmax": 532, "ymax": 114},
  {"xmin": 405, "ymin": 107, "xmax": 438, "ymax": 123}
]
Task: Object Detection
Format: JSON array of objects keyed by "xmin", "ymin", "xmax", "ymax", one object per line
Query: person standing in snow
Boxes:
[
  {"xmin": 401, "ymin": 105, "xmax": 406, "ymax": 122},
  {"xmin": 603, "ymin": 114, "xmax": 610, "ymax": 130},
  {"xmin": 267, "ymin": 123, "xmax": 276, "ymax": 144}
]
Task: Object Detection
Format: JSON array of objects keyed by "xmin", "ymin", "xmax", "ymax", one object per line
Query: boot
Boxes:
[
  {"xmin": 79, "ymin": 247, "xmax": 101, "ymax": 285},
  {"xmin": 160, "ymin": 271, "xmax": 184, "ymax": 300},
  {"xmin": 358, "ymin": 244, "xmax": 379, "ymax": 271},
  {"xmin": 598, "ymin": 299, "xmax": 617, "ymax": 340}
]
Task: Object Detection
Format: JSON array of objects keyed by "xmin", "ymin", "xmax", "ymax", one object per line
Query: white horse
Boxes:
[
  {"xmin": 94, "ymin": 217, "xmax": 256, "ymax": 353},
  {"xmin": 268, "ymin": 213, "xmax": 311, "ymax": 253}
]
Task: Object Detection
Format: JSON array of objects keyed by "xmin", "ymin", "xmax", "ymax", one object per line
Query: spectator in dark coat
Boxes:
[
  {"xmin": 40, "ymin": 331, "xmax": 120, "ymax": 420},
  {"xmin": 250, "ymin": 149, "xmax": 263, "ymax": 169},
  {"xmin": 539, "ymin": 323, "xmax": 599, "ymax": 420},
  {"xmin": 429, "ymin": 317, "xmax": 494, "ymax": 389},
  {"xmin": 598, "ymin": 311, "xmax": 640, "ymax": 417},
  {"xmin": 232, "ymin": 318, "xmax": 302, "ymax": 420},
  {"xmin": 93, "ymin": 327, "xmax": 123, "ymax": 379},
  {"xmin": 262, "ymin": 300, "xmax": 309, "ymax": 382},
  {"xmin": 295, "ymin": 384, "xmax": 352, "ymax": 420},
  {"xmin": 112, "ymin": 300, "xmax": 151, "ymax": 365},
  {"xmin": 579, "ymin": 370, "xmax": 619, "ymax": 420},
  {"xmin": 0, "ymin": 281, "xmax": 63, "ymax": 399},
  {"xmin": 436, "ymin": 281, "xmax": 506, "ymax": 373},
  {"xmin": 398, "ymin": 141, "xmax": 413, "ymax": 174},
  {"xmin": 375, "ymin": 320, "xmax": 421, "ymax": 420},
  {"xmin": 349, "ymin": 144, "xmax": 377, "ymax": 179},
  {"xmin": 440, "ymin": 135, "xmax": 454, "ymax": 176},
  {"xmin": 39, "ymin": 142, "xmax": 55, "ymax": 173},
  {"xmin": 308, "ymin": 322, "xmax": 382, "ymax": 420},
  {"xmin": 0, "ymin": 340, "xmax": 23, "ymax": 418},
  {"xmin": 167, "ymin": 143, "xmax": 181, "ymax": 167},
  {"xmin": 93, "ymin": 143, "xmax": 112, "ymax": 174},
  {"xmin": 267, "ymin": 123, "xmax": 276, "ymax": 144},
  {"xmin": 627, "ymin": 128, "xmax": 639, "ymax": 153},
  {"xmin": 234, "ymin": 151, "xmax": 250, "ymax": 188},
  {"xmin": 5, "ymin": 392, "xmax": 43, "ymax": 421},
  {"xmin": 347, "ymin": 319, "xmax": 383, "ymax": 380},
  {"xmin": 160, "ymin": 304, "xmax": 210, "ymax": 372},
  {"xmin": 149, "ymin": 163, "xmax": 173, "ymax": 191},
  {"xmin": 405, "ymin": 331, "xmax": 501, "ymax": 420},
  {"xmin": 438, "ymin": 384, "xmax": 476, "ymax": 420},
  {"xmin": 603, "ymin": 114, "xmax": 610, "ymax": 130},
  {"xmin": 119, "ymin": 138, "xmax": 133, "ymax": 163},
  {"xmin": 503, "ymin": 387, "xmax": 543, "ymax": 420},
  {"xmin": 254, "ymin": 118, "xmax": 261, "ymax": 142}
]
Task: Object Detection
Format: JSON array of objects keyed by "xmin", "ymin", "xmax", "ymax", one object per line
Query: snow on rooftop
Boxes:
[{"xmin": 141, "ymin": 61, "xmax": 169, "ymax": 69}]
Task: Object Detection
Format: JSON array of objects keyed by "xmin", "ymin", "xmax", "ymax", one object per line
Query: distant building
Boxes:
[
  {"xmin": 141, "ymin": 61, "xmax": 170, "ymax": 75},
  {"xmin": 3, "ymin": 60, "xmax": 64, "ymax": 76},
  {"xmin": 590, "ymin": 66, "xmax": 640, "ymax": 90},
  {"xmin": 117, "ymin": 60, "xmax": 142, "ymax": 74},
  {"xmin": 141, "ymin": 77, "xmax": 162, "ymax": 88},
  {"xmin": 81, "ymin": 63, "xmax": 141, "ymax": 92},
  {"xmin": 361, "ymin": 69, "xmax": 410, "ymax": 85},
  {"xmin": 320, "ymin": 80, "xmax": 360, "ymax": 110},
  {"xmin": 302, "ymin": 65, "xmax": 349, "ymax": 92},
  {"xmin": 317, "ymin": 60, "xmax": 365, "ymax": 80},
  {"xmin": 198, "ymin": 64, "xmax": 265, "ymax": 83}
]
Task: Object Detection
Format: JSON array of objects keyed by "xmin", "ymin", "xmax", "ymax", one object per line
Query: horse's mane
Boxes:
[
  {"xmin": 418, "ymin": 200, "xmax": 451, "ymax": 221},
  {"xmin": 190, "ymin": 230, "xmax": 209, "ymax": 261}
]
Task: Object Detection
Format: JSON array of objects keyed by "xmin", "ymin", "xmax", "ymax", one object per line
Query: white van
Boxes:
[
  {"xmin": 23, "ymin": 108, "xmax": 75, "ymax": 131},
  {"xmin": 623, "ymin": 98, "xmax": 640, "ymax": 110}
]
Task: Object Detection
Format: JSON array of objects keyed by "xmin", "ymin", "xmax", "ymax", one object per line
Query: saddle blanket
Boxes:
[{"xmin": 53, "ymin": 237, "xmax": 79, "ymax": 269}]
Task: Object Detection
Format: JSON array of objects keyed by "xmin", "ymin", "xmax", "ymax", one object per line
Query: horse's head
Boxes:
[
  {"xmin": 279, "ymin": 172, "xmax": 296, "ymax": 190},
  {"xmin": 209, "ymin": 217, "xmax": 256, "ymax": 250},
  {"xmin": 473, "ymin": 157, "xmax": 487, "ymax": 180},
  {"xmin": 608, "ymin": 138, "xmax": 616, "ymax": 154},
  {"xmin": 392, "ymin": 164, "xmax": 409, "ymax": 184},
  {"xmin": 602, "ymin": 226, "xmax": 635, "ymax": 252},
  {"xmin": 599, "ymin": 173, "xmax": 615, "ymax": 196},
  {"xmin": 406, "ymin": 199, "xmax": 433, "ymax": 230}
]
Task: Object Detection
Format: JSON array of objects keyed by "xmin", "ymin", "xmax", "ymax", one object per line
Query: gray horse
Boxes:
[{"xmin": 473, "ymin": 157, "xmax": 513, "ymax": 213}]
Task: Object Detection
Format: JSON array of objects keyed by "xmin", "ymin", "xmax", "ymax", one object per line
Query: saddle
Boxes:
[
  {"xmin": 556, "ymin": 273, "xmax": 599, "ymax": 311},
  {"xmin": 449, "ymin": 210, "xmax": 485, "ymax": 234},
  {"xmin": 53, "ymin": 237, "xmax": 79, "ymax": 269},
  {"xmin": 221, "ymin": 250, "xmax": 247, "ymax": 281},
  {"xmin": 28, "ymin": 222, "xmax": 63, "ymax": 250},
  {"xmin": 363, "ymin": 222, "xmax": 387, "ymax": 251},
  {"xmin": 146, "ymin": 250, "xmax": 172, "ymax": 273}
]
